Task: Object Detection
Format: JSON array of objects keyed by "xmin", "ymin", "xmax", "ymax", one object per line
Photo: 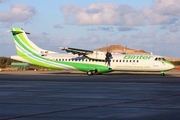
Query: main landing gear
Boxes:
[{"xmin": 87, "ymin": 70, "xmax": 98, "ymax": 76}]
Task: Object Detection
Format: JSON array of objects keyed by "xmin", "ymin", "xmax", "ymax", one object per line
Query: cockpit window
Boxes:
[
  {"xmin": 162, "ymin": 58, "xmax": 166, "ymax": 61},
  {"xmin": 155, "ymin": 57, "xmax": 166, "ymax": 61}
]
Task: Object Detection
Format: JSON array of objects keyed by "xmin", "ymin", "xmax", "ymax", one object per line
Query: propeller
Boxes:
[
  {"xmin": 105, "ymin": 45, "xmax": 112, "ymax": 67},
  {"xmin": 122, "ymin": 45, "xmax": 127, "ymax": 54}
]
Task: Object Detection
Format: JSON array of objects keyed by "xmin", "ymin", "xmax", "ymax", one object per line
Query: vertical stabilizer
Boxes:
[
  {"xmin": 10, "ymin": 28, "xmax": 74, "ymax": 70},
  {"xmin": 11, "ymin": 28, "xmax": 57, "ymax": 56}
]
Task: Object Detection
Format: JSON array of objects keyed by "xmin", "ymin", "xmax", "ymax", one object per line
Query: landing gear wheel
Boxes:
[
  {"xmin": 87, "ymin": 69, "xmax": 99, "ymax": 76},
  {"xmin": 87, "ymin": 71, "xmax": 93, "ymax": 76},
  {"xmin": 161, "ymin": 73, "xmax": 165, "ymax": 76}
]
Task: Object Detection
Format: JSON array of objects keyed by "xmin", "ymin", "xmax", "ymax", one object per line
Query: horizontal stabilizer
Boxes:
[{"xmin": 7, "ymin": 29, "xmax": 30, "ymax": 35}]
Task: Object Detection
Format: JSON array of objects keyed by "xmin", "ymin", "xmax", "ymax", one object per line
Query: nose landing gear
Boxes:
[{"xmin": 160, "ymin": 71, "xmax": 165, "ymax": 76}]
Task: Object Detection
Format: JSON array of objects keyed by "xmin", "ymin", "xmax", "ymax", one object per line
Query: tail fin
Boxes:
[
  {"xmin": 10, "ymin": 28, "xmax": 74, "ymax": 70},
  {"xmin": 11, "ymin": 27, "xmax": 56, "ymax": 56}
]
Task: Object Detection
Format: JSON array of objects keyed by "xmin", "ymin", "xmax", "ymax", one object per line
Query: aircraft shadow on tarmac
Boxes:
[{"xmin": 39, "ymin": 71, "xmax": 178, "ymax": 77}]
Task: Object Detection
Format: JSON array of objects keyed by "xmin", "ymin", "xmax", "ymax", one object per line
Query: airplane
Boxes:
[{"xmin": 9, "ymin": 27, "xmax": 174, "ymax": 76}]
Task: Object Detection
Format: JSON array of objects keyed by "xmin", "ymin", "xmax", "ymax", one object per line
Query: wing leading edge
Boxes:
[
  {"xmin": 59, "ymin": 47, "xmax": 108, "ymax": 61},
  {"xmin": 59, "ymin": 47, "xmax": 93, "ymax": 56}
]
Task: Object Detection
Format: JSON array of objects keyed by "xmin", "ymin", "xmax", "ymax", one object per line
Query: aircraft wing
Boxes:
[{"xmin": 59, "ymin": 47, "xmax": 93, "ymax": 56}]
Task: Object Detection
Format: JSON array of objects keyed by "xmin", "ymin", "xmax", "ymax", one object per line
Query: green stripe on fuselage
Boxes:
[
  {"xmin": 60, "ymin": 62, "xmax": 112, "ymax": 73},
  {"xmin": 18, "ymin": 48, "xmax": 111, "ymax": 72}
]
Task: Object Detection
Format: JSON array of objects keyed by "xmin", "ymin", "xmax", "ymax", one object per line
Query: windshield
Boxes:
[{"xmin": 155, "ymin": 57, "xmax": 166, "ymax": 61}]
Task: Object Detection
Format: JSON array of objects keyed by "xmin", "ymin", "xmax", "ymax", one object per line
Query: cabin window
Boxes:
[
  {"xmin": 65, "ymin": 59, "xmax": 67, "ymax": 61},
  {"xmin": 119, "ymin": 60, "xmax": 121, "ymax": 62},
  {"xmin": 133, "ymin": 60, "xmax": 135, "ymax": 62},
  {"xmin": 137, "ymin": 60, "xmax": 139, "ymax": 63},
  {"xmin": 62, "ymin": 59, "xmax": 64, "ymax": 61},
  {"xmin": 126, "ymin": 60, "xmax": 128, "ymax": 62},
  {"xmin": 130, "ymin": 60, "xmax": 131, "ymax": 62},
  {"xmin": 123, "ymin": 60, "xmax": 125, "ymax": 62},
  {"xmin": 116, "ymin": 60, "xmax": 118, "ymax": 62},
  {"xmin": 155, "ymin": 57, "xmax": 166, "ymax": 61},
  {"xmin": 113, "ymin": 60, "xmax": 115, "ymax": 62}
]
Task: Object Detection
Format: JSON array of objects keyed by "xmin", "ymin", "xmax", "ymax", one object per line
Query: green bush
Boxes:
[{"xmin": 0, "ymin": 57, "xmax": 17, "ymax": 68}]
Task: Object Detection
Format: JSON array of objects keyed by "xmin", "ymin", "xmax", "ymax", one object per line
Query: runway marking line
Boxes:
[{"xmin": 1, "ymin": 94, "xmax": 180, "ymax": 120}]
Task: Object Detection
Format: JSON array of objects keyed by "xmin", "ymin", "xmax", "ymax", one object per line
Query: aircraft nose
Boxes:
[{"xmin": 169, "ymin": 64, "xmax": 175, "ymax": 70}]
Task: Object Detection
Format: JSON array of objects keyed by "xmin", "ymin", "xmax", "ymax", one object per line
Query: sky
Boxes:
[{"xmin": 0, "ymin": 0, "xmax": 180, "ymax": 58}]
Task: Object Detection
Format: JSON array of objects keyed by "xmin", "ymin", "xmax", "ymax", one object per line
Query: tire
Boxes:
[
  {"xmin": 87, "ymin": 71, "xmax": 93, "ymax": 76},
  {"xmin": 161, "ymin": 73, "xmax": 165, "ymax": 76}
]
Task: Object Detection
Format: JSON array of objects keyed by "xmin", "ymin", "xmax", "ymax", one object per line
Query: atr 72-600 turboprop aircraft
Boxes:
[{"xmin": 10, "ymin": 28, "xmax": 174, "ymax": 76}]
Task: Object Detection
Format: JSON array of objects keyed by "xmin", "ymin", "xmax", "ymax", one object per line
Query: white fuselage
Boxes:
[{"xmin": 30, "ymin": 52, "xmax": 174, "ymax": 72}]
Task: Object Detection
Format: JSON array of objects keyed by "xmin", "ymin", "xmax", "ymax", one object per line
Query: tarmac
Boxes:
[{"xmin": 0, "ymin": 70, "xmax": 180, "ymax": 120}]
